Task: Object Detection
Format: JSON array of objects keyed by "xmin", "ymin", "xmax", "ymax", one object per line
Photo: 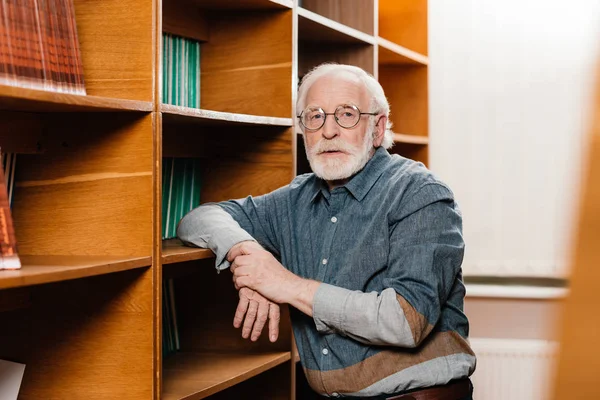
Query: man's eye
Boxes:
[{"xmin": 310, "ymin": 114, "xmax": 323, "ymax": 120}]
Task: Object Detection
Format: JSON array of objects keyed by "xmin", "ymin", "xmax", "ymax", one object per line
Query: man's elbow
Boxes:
[{"xmin": 176, "ymin": 211, "xmax": 195, "ymax": 243}]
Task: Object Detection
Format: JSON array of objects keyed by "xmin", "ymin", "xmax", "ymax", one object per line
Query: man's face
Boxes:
[{"xmin": 303, "ymin": 74, "xmax": 379, "ymax": 184}]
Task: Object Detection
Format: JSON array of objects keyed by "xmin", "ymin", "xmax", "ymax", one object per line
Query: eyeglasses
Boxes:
[{"xmin": 297, "ymin": 104, "xmax": 378, "ymax": 131}]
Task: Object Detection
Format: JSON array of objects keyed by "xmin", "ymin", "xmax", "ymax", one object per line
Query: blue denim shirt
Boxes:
[{"xmin": 178, "ymin": 147, "xmax": 476, "ymax": 397}]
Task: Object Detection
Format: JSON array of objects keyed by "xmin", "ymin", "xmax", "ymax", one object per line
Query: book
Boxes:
[
  {"xmin": 0, "ymin": 359, "xmax": 26, "ymax": 400},
  {"xmin": 0, "ymin": 0, "xmax": 86, "ymax": 94},
  {"xmin": 0, "ymin": 151, "xmax": 20, "ymax": 270},
  {"xmin": 162, "ymin": 33, "xmax": 200, "ymax": 108},
  {"xmin": 162, "ymin": 158, "xmax": 201, "ymax": 240}
]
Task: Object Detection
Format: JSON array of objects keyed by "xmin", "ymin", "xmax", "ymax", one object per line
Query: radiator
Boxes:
[{"xmin": 469, "ymin": 338, "xmax": 559, "ymax": 400}]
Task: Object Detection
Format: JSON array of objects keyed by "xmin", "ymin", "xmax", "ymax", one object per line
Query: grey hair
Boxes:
[{"xmin": 296, "ymin": 63, "xmax": 394, "ymax": 149}]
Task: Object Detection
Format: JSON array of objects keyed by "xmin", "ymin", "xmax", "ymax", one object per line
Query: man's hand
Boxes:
[
  {"xmin": 228, "ymin": 240, "xmax": 320, "ymax": 319},
  {"xmin": 234, "ymin": 287, "xmax": 280, "ymax": 342},
  {"xmin": 228, "ymin": 241, "xmax": 280, "ymax": 342},
  {"xmin": 229, "ymin": 242, "xmax": 300, "ymax": 304}
]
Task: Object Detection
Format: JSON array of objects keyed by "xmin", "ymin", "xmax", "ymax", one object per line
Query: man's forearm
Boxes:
[
  {"xmin": 177, "ymin": 204, "xmax": 256, "ymax": 271},
  {"xmin": 312, "ymin": 284, "xmax": 424, "ymax": 348},
  {"xmin": 282, "ymin": 277, "xmax": 320, "ymax": 317}
]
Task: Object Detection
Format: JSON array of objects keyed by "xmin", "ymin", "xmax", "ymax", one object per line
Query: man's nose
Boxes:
[{"xmin": 321, "ymin": 115, "xmax": 339, "ymax": 139}]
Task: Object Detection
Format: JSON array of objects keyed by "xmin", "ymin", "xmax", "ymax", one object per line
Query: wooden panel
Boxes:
[
  {"xmin": 163, "ymin": 0, "xmax": 209, "ymax": 42},
  {"xmin": 0, "ymin": 111, "xmax": 44, "ymax": 154},
  {"xmin": 12, "ymin": 113, "xmax": 154, "ymax": 256},
  {"xmin": 379, "ymin": 0, "xmax": 427, "ymax": 55},
  {"xmin": 301, "ymin": 0, "xmax": 374, "ymax": 35},
  {"xmin": 379, "ymin": 65, "xmax": 428, "ymax": 136},
  {"xmin": 201, "ymin": 10, "xmax": 292, "ymax": 117},
  {"xmin": 552, "ymin": 67, "xmax": 600, "ymax": 399},
  {"xmin": 0, "ymin": 269, "xmax": 154, "ymax": 399},
  {"xmin": 0, "ymin": 85, "xmax": 153, "ymax": 113},
  {"xmin": 162, "ymin": 124, "xmax": 293, "ymax": 201},
  {"xmin": 162, "ymin": 239, "xmax": 215, "ymax": 264},
  {"xmin": 153, "ymin": 109, "xmax": 162, "ymax": 400},
  {"xmin": 74, "ymin": 0, "xmax": 154, "ymax": 100},
  {"xmin": 298, "ymin": 42, "xmax": 374, "ymax": 77},
  {"xmin": 0, "ymin": 255, "xmax": 151, "ymax": 289},
  {"xmin": 389, "ymin": 143, "xmax": 429, "ymax": 166},
  {"xmin": 200, "ymin": 130, "xmax": 293, "ymax": 202},
  {"xmin": 172, "ymin": 259, "xmax": 292, "ymax": 353},
  {"xmin": 163, "ymin": 352, "xmax": 291, "ymax": 400}
]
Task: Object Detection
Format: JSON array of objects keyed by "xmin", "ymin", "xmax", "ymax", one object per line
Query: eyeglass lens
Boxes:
[{"xmin": 301, "ymin": 104, "xmax": 361, "ymax": 130}]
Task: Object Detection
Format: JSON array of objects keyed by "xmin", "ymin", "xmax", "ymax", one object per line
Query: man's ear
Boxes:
[{"xmin": 372, "ymin": 115, "xmax": 387, "ymax": 147}]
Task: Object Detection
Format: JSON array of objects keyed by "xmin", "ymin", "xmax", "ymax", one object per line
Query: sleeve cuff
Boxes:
[
  {"xmin": 210, "ymin": 228, "xmax": 256, "ymax": 272},
  {"xmin": 312, "ymin": 283, "xmax": 352, "ymax": 333}
]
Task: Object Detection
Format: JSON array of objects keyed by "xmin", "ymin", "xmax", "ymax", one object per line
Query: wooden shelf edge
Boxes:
[
  {"xmin": 0, "ymin": 84, "xmax": 153, "ymax": 112},
  {"xmin": 161, "ymin": 104, "xmax": 293, "ymax": 127},
  {"xmin": 163, "ymin": 351, "xmax": 291, "ymax": 400},
  {"xmin": 377, "ymin": 37, "xmax": 429, "ymax": 66},
  {"xmin": 162, "ymin": 239, "xmax": 215, "ymax": 265},
  {"xmin": 393, "ymin": 133, "xmax": 429, "ymax": 145},
  {"xmin": 269, "ymin": 0, "xmax": 292, "ymax": 8},
  {"xmin": 0, "ymin": 255, "xmax": 152, "ymax": 290},
  {"xmin": 298, "ymin": 7, "xmax": 376, "ymax": 45}
]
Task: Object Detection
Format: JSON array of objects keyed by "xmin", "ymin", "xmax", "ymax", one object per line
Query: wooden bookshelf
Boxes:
[
  {"xmin": 163, "ymin": 351, "xmax": 291, "ymax": 400},
  {"xmin": 0, "ymin": 0, "xmax": 428, "ymax": 399},
  {"xmin": 0, "ymin": 255, "xmax": 151, "ymax": 290}
]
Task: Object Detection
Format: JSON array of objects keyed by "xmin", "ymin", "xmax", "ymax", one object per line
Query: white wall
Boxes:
[{"xmin": 429, "ymin": 0, "xmax": 600, "ymax": 278}]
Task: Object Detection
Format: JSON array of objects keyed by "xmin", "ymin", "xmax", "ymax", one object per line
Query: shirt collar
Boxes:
[{"xmin": 310, "ymin": 146, "xmax": 391, "ymax": 203}]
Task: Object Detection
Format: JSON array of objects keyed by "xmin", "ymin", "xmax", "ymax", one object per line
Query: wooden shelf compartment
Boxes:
[
  {"xmin": 379, "ymin": 64, "xmax": 428, "ymax": 138},
  {"xmin": 0, "ymin": 255, "xmax": 151, "ymax": 290},
  {"xmin": 298, "ymin": 6, "xmax": 376, "ymax": 45},
  {"xmin": 163, "ymin": 124, "xmax": 294, "ymax": 203},
  {"xmin": 0, "ymin": 85, "xmax": 153, "ymax": 113},
  {"xmin": 299, "ymin": 0, "xmax": 375, "ymax": 35},
  {"xmin": 162, "ymin": 351, "xmax": 291, "ymax": 400},
  {"xmin": 298, "ymin": 40, "xmax": 375, "ymax": 78},
  {"xmin": 378, "ymin": 37, "xmax": 428, "ymax": 66},
  {"xmin": 163, "ymin": 3, "xmax": 293, "ymax": 118},
  {"xmin": 0, "ymin": 269, "xmax": 154, "ymax": 399},
  {"xmin": 162, "ymin": 239, "xmax": 214, "ymax": 265},
  {"xmin": 161, "ymin": 104, "xmax": 293, "ymax": 127},
  {"xmin": 378, "ymin": 0, "xmax": 428, "ymax": 56},
  {"xmin": 161, "ymin": 262, "xmax": 294, "ymax": 399},
  {"xmin": 73, "ymin": 0, "xmax": 154, "ymax": 101},
  {"xmin": 4, "ymin": 112, "xmax": 154, "ymax": 260}
]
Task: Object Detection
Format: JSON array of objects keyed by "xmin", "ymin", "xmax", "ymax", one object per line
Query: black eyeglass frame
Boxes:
[{"xmin": 297, "ymin": 104, "xmax": 379, "ymax": 131}]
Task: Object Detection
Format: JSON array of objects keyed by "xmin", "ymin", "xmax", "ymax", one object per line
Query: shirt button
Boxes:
[
  {"xmin": 322, "ymin": 258, "xmax": 328, "ymax": 265},
  {"xmin": 332, "ymin": 392, "xmax": 339, "ymax": 397},
  {"xmin": 322, "ymin": 348, "xmax": 329, "ymax": 355},
  {"xmin": 331, "ymin": 216, "xmax": 338, "ymax": 223}
]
